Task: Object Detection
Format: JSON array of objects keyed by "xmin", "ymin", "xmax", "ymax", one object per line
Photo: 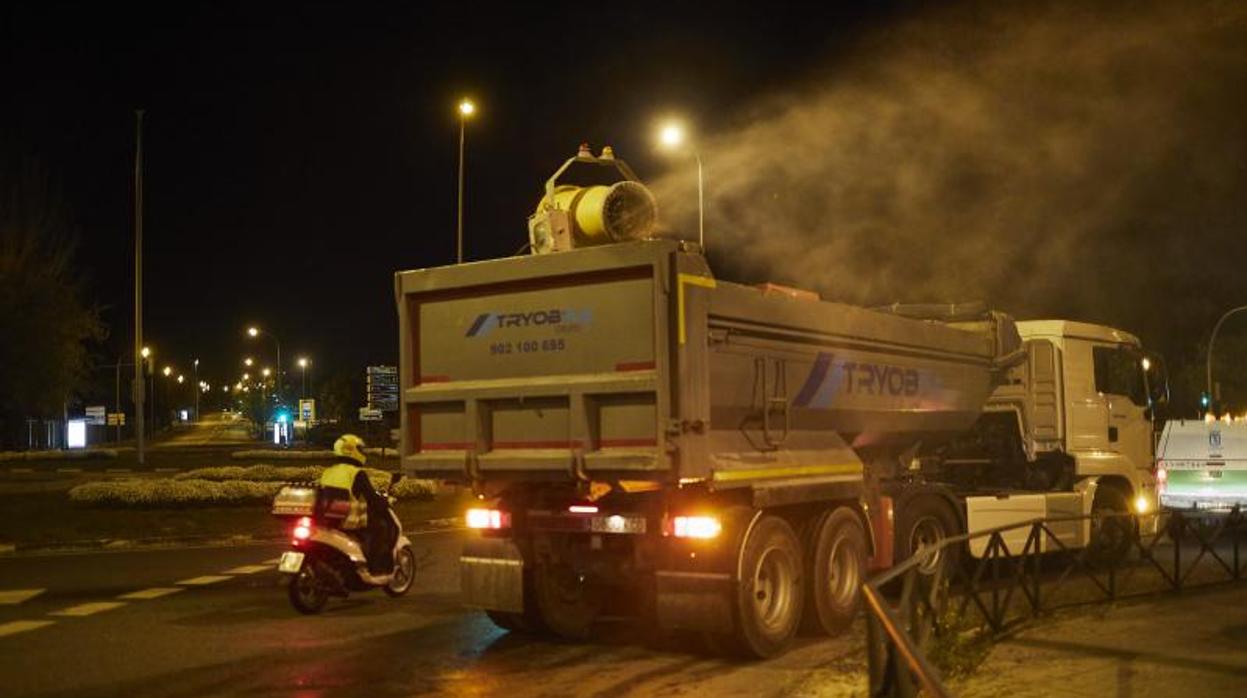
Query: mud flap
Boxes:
[
  {"xmin": 461, "ymin": 537, "xmax": 525, "ymax": 613},
  {"xmin": 655, "ymin": 571, "xmax": 734, "ymax": 633}
]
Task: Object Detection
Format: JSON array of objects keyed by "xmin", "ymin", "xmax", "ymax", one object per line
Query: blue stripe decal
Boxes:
[
  {"xmin": 793, "ymin": 353, "xmax": 833, "ymax": 407},
  {"xmin": 465, "ymin": 313, "xmax": 492, "ymax": 337}
]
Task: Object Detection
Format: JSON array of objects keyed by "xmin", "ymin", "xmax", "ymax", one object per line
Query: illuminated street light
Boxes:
[
  {"xmin": 177, "ymin": 375, "xmax": 184, "ymax": 384},
  {"xmin": 246, "ymin": 326, "xmax": 282, "ymax": 400},
  {"xmin": 297, "ymin": 357, "xmax": 311, "ymax": 399},
  {"xmin": 162, "ymin": 366, "xmax": 172, "ymax": 377},
  {"xmin": 456, "ymin": 97, "xmax": 476, "ymax": 264},
  {"xmin": 244, "ymin": 357, "xmax": 253, "ymax": 367},
  {"xmin": 140, "ymin": 346, "xmax": 151, "ymax": 359},
  {"xmin": 242, "ymin": 372, "xmax": 250, "ymax": 381},
  {"xmin": 262, "ymin": 368, "xmax": 271, "ymax": 378},
  {"xmin": 656, "ymin": 119, "xmax": 704, "ymax": 249}
]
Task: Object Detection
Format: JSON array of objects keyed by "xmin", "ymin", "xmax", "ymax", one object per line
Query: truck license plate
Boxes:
[{"xmin": 278, "ymin": 551, "xmax": 305, "ymax": 574}]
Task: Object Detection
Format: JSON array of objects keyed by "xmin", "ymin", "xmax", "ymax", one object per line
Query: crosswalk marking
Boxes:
[
  {"xmin": 51, "ymin": 601, "xmax": 127, "ymax": 617},
  {"xmin": 223, "ymin": 564, "xmax": 270, "ymax": 575},
  {"xmin": 176, "ymin": 575, "xmax": 232, "ymax": 586},
  {"xmin": 0, "ymin": 589, "xmax": 45, "ymax": 605},
  {"xmin": 0, "ymin": 620, "xmax": 55, "ymax": 638},
  {"xmin": 261, "ymin": 557, "xmax": 281, "ymax": 564},
  {"xmin": 118, "ymin": 587, "xmax": 184, "ymax": 600}
]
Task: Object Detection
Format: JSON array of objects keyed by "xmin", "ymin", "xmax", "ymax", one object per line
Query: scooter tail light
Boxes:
[{"xmin": 292, "ymin": 516, "xmax": 313, "ymax": 541}]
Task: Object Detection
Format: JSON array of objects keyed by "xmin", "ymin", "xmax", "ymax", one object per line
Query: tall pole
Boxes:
[
  {"xmin": 133, "ymin": 109, "xmax": 146, "ymax": 465},
  {"xmin": 457, "ymin": 114, "xmax": 466, "ymax": 264},
  {"xmin": 1206, "ymin": 305, "xmax": 1247, "ymax": 412},
  {"xmin": 193, "ymin": 359, "xmax": 199, "ymax": 422},
  {"xmin": 695, "ymin": 152, "xmax": 704, "ymax": 250},
  {"xmin": 114, "ymin": 361, "xmax": 121, "ymax": 443}
]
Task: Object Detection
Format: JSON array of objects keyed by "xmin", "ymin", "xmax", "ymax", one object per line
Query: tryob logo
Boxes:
[{"xmin": 465, "ymin": 309, "xmax": 592, "ymax": 337}]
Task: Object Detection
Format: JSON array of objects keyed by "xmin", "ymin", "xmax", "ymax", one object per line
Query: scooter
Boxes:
[{"xmin": 272, "ymin": 474, "xmax": 416, "ymax": 614}]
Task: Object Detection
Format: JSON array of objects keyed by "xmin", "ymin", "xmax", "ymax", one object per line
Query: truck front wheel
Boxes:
[
  {"xmin": 802, "ymin": 508, "xmax": 866, "ymax": 636},
  {"xmin": 895, "ymin": 496, "xmax": 961, "ymax": 577},
  {"xmin": 731, "ymin": 514, "xmax": 804, "ymax": 658}
]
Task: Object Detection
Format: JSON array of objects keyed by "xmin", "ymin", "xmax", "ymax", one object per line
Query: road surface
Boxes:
[
  {"xmin": 156, "ymin": 412, "xmax": 255, "ymax": 448},
  {"xmin": 0, "ymin": 529, "xmax": 865, "ymax": 698}
]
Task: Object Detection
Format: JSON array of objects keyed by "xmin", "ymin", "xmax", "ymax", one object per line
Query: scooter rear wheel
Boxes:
[
  {"xmin": 288, "ymin": 560, "xmax": 330, "ymax": 614},
  {"xmin": 384, "ymin": 545, "xmax": 416, "ymax": 597}
]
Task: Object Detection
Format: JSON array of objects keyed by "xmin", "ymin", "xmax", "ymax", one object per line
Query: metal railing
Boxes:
[{"xmin": 863, "ymin": 509, "xmax": 1247, "ymax": 697}]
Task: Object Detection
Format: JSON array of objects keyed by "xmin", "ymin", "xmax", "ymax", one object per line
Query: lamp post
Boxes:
[
  {"xmin": 192, "ymin": 358, "xmax": 199, "ymax": 422},
  {"xmin": 133, "ymin": 109, "xmax": 146, "ymax": 465},
  {"xmin": 1206, "ymin": 305, "xmax": 1247, "ymax": 413},
  {"xmin": 247, "ymin": 326, "xmax": 281, "ymax": 403},
  {"xmin": 456, "ymin": 98, "xmax": 475, "ymax": 264},
  {"xmin": 297, "ymin": 357, "xmax": 310, "ymax": 399},
  {"xmin": 657, "ymin": 121, "xmax": 704, "ymax": 249}
]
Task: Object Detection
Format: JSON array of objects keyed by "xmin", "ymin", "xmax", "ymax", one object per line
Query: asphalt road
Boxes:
[
  {"xmin": 0, "ymin": 530, "xmax": 866, "ymax": 698},
  {"xmin": 156, "ymin": 412, "xmax": 254, "ymax": 448}
]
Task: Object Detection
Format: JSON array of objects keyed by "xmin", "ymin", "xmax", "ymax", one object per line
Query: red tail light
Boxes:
[
  {"xmin": 466, "ymin": 508, "xmax": 511, "ymax": 530},
  {"xmin": 293, "ymin": 516, "xmax": 313, "ymax": 541}
]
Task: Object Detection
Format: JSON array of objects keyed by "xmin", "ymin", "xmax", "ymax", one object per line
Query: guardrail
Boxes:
[{"xmin": 863, "ymin": 509, "xmax": 1247, "ymax": 697}]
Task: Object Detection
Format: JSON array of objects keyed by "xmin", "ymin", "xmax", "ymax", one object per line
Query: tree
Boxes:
[{"xmin": 0, "ymin": 161, "xmax": 105, "ymax": 449}]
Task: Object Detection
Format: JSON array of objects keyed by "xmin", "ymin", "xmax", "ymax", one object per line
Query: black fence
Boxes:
[{"xmin": 863, "ymin": 509, "xmax": 1247, "ymax": 697}]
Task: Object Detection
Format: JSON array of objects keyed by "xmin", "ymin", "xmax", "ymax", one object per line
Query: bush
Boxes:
[
  {"xmin": 230, "ymin": 449, "xmax": 334, "ymax": 461},
  {"xmin": 71, "ymin": 466, "xmax": 438, "ymax": 507},
  {"xmin": 0, "ymin": 448, "xmax": 119, "ymax": 462}
]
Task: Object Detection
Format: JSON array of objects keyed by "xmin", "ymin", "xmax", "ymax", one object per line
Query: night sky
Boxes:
[
  {"xmin": 5, "ymin": 2, "xmax": 1246, "ymax": 408},
  {"xmin": 3, "ymin": 2, "xmax": 904, "ymax": 392}
]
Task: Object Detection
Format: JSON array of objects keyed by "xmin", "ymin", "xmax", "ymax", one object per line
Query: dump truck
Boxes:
[{"xmin": 395, "ymin": 147, "xmax": 1165, "ymax": 657}]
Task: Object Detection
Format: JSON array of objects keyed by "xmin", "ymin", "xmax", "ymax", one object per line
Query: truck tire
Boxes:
[
  {"xmin": 731, "ymin": 514, "xmax": 804, "ymax": 658},
  {"xmin": 1088, "ymin": 483, "xmax": 1133, "ymax": 566},
  {"xmin": 484, "ymin": 570, "xmax": 548, "ymax": 634},
  {"xmin": 802, "ymin": 508, "xmax": 866, "ymax": 636},
  {"xmin": 895, "ymin": 496, "xmax": 960, "ymax": 578},
  {"xmin": 533, "ymin": 561, "xmax": 601, "ymax": 640}
]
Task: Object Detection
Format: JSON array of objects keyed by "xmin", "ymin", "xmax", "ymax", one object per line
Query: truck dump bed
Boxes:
[{"xmin": 396, "ymin": 240, "xmax": 1019, "ymax": 489}]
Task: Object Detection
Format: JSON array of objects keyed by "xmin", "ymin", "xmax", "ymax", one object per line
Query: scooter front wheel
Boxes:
[
  {"xmin": 288, "ymin": 560, "xmax": 330, "ymax": 614},
  {"xmin": 384, "ymin": 545, "xmax": 416, "ymax": 597}
]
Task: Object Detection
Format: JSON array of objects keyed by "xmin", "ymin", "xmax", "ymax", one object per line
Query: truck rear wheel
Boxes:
[
  {"xmin": 802, "ymin": 508, "xmax": 866, "ymax": 636},
  {"xmin": 731, "ymin": 514, "xmax": 804, "ymax": 658},
  {"xmin": 896, "ymin": 496, "xmax": 960, "ymax": 578},
  {"xmin": 533, "ymin": 561, "xmax": 601, "ymax": 640}
]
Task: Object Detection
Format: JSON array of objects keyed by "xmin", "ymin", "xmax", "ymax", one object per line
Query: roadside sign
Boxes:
[
  {"xmin": 365, "ymin": 366, "xmax": 399, "ymax": 411},
  {"xmin": 85, "ymin": 406, "xmax": 107, "ymax": 425},
  {"xmin": 359, "ymin": 407, "xmax": 384, "ymax": 422},
  {"xmin": 299, "ymin": 398, "xmax": 316, "ymax": 422},
  {"xmin": 106, "ymin": 413, "xmax": 126, "ymax": 426}
]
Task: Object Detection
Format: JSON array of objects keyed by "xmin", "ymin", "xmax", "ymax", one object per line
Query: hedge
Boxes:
[{"xmin": 0, "ymin": 449, "xmax": 119, "ymax": 462}]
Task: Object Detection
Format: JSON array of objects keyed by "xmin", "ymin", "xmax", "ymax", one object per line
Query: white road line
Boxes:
[
  {"xmin": 10, "ymin": 468, "xmax": 34, "ymax": 473},
  {"xmin": 118, "ymin": 587, "xmax": 184, "ymax": 600},
  {"xmin": 105, "ymin": 468, "xmax": 132, "ymax": 473},
  {"xmin": 154, "ymin": 468, "xmax": 180, "ymax": 472},
  {"xmin": 0, "ymin": 620, "xmax": 55, "ymax": 638},
  {"xmin": 223, "ymin": 564, "xmax": 271, "ymax": 575},
  {"xmin": 176, "ymin": 575, "xmax": 232, "ymax": 586},
  {"xmin": 51, "ymin": 601, "xmax": 127, "ymax": 617},
  {"xmin": 261, "ymin": 557, "xmax": 282, "ymax": 564},
  {"xmin": 0, "ymin": 589, "xmax": 45, "ymax": 605},
  {"xmin": 56, "ymin": 468, "xmax": 83, "ymax": 473}
]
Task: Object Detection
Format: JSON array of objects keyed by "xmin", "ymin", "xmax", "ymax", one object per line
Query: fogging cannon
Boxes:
[{"xmin": 527, "ymin": 144, "xmax": 658, "ymax": 254}]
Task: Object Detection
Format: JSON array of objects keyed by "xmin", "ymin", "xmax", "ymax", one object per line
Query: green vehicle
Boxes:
[{"xmin": 1158, "ymin": 419, "xmax": 1247, "ymax": 512}]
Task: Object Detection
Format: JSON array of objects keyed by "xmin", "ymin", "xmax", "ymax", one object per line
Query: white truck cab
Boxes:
[{"xmin": 964, "ymin": 320, "xmax": 1163, "ymax": 553}]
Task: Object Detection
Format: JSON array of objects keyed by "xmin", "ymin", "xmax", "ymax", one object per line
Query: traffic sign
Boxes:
[
  {"xmin": 359, "ymin": 407, "xmax": 384, "ymax": 422},
  {"xmin": 85, "ymin": 406, "xmax": 107, "ymax": 425},
  {"xmin": 106, "ymin": 413, "xmax": 127, "ymax": 426}
]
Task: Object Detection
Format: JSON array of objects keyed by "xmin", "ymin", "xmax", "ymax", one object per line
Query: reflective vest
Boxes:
[{"xmin": 320, "ymin": 463, "xmax": 368, "ymax": 529}]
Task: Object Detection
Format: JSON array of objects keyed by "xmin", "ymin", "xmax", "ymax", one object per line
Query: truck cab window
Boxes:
[{"xmin": 1093, "ymin": 346, "xmax": 1147, "ymax": 406}]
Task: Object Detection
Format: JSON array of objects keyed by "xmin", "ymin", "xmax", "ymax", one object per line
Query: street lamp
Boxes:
[
  {"xmin": 244, "ymin": 357, "xmax": 253, "ymax": 367},
  {"xmin": 456, "ymin": 98, "xmax": 476, "ymax": 264},
  {"xmin": 177, "ymin": 375, "xmax": 184, "ymax": 384},
  {"xmin": 656, "ymin": 119, "xmax": 704, "ymax": 249},
  {"xmin": 246, "ymin": 326, "xmax": 282, "ymax": 401},
  {"xmin": 262, "ymin": 368, "xmax": 271, "ymax": 378},
  {"xmin": 1206, "ymin": 305, "xmax": 1247, "ymax": 413},
  {"xmin": 162, "ymin": 366, "xmax": 172, "ymax": 377},
  {"xmin": 297, "ymin": 357, "xmax": 310, "ymax": 399},
  {"xmin": 192, "ymin": 358, "xmax": 199, "ymax": 422}
]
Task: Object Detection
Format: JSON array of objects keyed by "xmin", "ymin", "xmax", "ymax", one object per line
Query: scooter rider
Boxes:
[{"xmin": 320, "ymin": 435, "xmax": 396, "ymax": 574}]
